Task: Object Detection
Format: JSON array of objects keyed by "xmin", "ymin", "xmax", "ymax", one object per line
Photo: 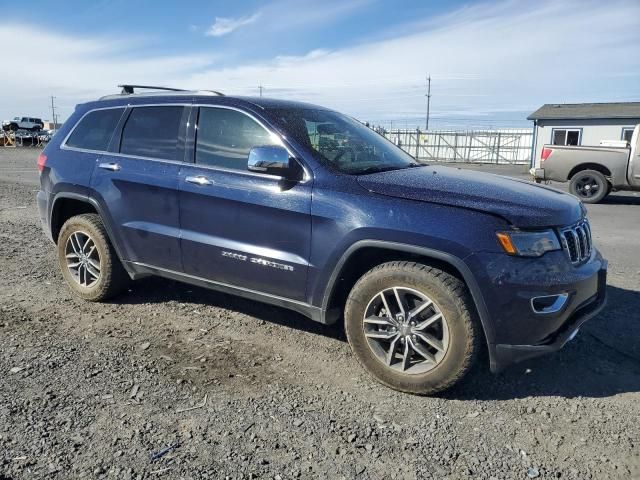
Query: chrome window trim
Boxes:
[
  {"xmin": 60, "ymin": 104, "xmax": 131, "ymax": 154},
  {"xmin": 60, "ymin": 102, "xmax": 312, "ymax": 183},
  {"xmin": 193, "ymin": 104, "xmax": 312, "ymax": 183}
]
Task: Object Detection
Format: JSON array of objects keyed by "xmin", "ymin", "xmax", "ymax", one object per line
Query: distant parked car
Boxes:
[
  {"xmin": 2, "ymin": 116, "xmax": 44, "ymax": 132},
  {"xmin": 533, "ymin": 124, "xmax": 640, "ymax": 203}
]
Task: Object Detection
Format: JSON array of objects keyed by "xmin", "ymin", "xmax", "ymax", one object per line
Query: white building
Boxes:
[{"xmin": 528, "ymin": 102, "xmax": 640, "ymax": 167}]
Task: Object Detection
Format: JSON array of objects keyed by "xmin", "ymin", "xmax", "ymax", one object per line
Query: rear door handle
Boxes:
[
  {"xmin": 98, "ymin": 162, "xmax": 121, "ymax": 172},
  {"xmin": 185, "ymin": 175, "xmax": 213, "ymax": 186}
]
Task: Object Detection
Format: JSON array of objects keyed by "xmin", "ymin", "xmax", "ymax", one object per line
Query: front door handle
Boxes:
[
  {"xmin": 98, "ymin": 162, "xmax": 121, "ymax": 172},
  {"xmin": 185, "ymin": 175, "xmax": 213, "ymax": 186}
]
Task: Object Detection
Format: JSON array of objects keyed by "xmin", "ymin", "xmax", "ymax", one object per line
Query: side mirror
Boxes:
[{"xmin": 248, "ymin": 145, "xmax": 301, "ymax": 179}]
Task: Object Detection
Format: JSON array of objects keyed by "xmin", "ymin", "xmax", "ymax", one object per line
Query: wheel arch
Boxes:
[
  {"xmin": 50, "ymin": 192, "xmax": 133, "ymax": 276},
  {"xmin": 50, "ymin": 195, "xmax": 98, "ymax": 242},
  {"xmin": 320, "ymin": 240, "xmax": 495, "ymax": 347},
  {"xmin": 567, "ymin": 163, "xmax": 611, "ymax": 181}
]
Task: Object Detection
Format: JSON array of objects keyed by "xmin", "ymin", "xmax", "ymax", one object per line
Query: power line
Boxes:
[
  {"xmin": 425, "ymin": 75, "xmax": 431, "ymax": 131},
  {"xmin": 50, "ymin": 96, "xmax": 57, "ymax": 127}
]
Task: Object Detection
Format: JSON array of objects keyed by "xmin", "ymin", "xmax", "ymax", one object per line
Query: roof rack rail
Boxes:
[
  {"xmin": 118, "ymin": 84, "xmax": 186, "ymax": 95},
  {"xmin": 116, "ymin": 85, "xmax": 225, "ymax": 96},
  {"xmin": 198, "ymin": 89, "xmax": 225, "ymax": 96}
]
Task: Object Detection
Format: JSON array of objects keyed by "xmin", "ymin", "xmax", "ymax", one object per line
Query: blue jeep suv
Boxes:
[{"xmin": 36, "ymin": 85, "xmax": 607, "ymax": 394}]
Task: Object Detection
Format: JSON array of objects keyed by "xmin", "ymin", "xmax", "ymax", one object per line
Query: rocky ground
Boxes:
[{"xmin": 1, "ymin": 148, "xmax": 639, "ymax": 479}]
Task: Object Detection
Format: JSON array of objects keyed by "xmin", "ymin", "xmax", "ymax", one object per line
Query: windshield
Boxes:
[{"xmin": 267, "ymin": 108, "xmax": 418, "ymax": 175}]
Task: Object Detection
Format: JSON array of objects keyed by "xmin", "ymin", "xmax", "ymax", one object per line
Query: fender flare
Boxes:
[
  {"xmin": 320, "ymin": 240, "xmax": 495, "ymax": 345},
  {"xmin": 50, "ymin": 192, "xmax": 134, "ymax": 276}
]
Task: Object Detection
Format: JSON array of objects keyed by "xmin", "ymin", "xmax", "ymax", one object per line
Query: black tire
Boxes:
[
  {"xmin": 569, "ymin": 169, "xmax": 609, "ymax": 204},
  {"xmin": 344, "ymin": 261, "xmax": 481, "ymax": 395},
  {"xmin": 57, "ymin": 213, "xmax": 130, "ymax": 301}
]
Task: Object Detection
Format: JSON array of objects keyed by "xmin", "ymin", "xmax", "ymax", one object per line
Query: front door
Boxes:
[
  {"xmin": 629, "ymin": 127, "xmax": 640, "ymax": 187},
  {"xmin": 90, "ymin": 105, "xmax": 189, "ymax": 272},
  {"xmin": 178, "ymin": 106, "xmax": 312, "ymax": 301}
]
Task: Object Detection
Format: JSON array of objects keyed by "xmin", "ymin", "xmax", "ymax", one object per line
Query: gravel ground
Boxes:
[{"xmin": 1, "ymin": 148, "xmax": 639, "ymax": 479}]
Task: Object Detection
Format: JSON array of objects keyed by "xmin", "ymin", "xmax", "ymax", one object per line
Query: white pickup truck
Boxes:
[{"xmin": 533, "ymin": 124, "xmax": 640, "ymax": 203}]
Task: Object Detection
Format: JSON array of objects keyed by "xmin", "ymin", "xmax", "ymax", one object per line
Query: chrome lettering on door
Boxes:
[
  {"xmin": 250, "ymin": 257, "xmax": 294, "ymax": 272},
  {"xmin": 221, "ymin": 251, "xmax": 294, "ymax": 272}
]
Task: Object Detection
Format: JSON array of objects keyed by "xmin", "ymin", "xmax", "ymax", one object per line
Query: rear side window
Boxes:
[
  {"xmin": 66, "ymin": 108, "xmax": 124, "ymax": 151},
  {"xmin": 120, "ymin": 106, "xmax": 184, "ymax": 161},
  {"xmin": 195, "ymin": 107, "xmax": 279, "ymax": 170}
]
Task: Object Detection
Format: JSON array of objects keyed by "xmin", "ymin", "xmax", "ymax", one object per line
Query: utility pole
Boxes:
[
  {"xmin": 50, "ymin": 96, "xmax": 57, "ymax": 127},
  {"xmin": 425, "ymin": 75, "xmax": 431, "ymax": 131},
  {"xmin": 258, "ymin": 84, "xmax": 264, "ymax": 97}
]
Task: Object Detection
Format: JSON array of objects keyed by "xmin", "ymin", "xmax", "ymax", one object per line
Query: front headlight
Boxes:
[{"xmin": 496, "ymin": 230, "xmax": 561, "ymax": 257}]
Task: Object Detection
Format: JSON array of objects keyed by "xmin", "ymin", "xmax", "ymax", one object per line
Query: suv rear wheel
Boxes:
[
  {"xmin": 569, "ymin": 169, "xmax": 609, "ymax": 204},
  {"xmin": 57, "ymin": 213, "xmax": 130, "ymax": 301},
  {"xmin": 344, "ymin": 262, "xmax": 480, "ymax": 395}
]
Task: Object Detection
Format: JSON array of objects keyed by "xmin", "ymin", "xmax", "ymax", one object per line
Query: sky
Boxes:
[{"xmin": 0, "ymin": 0, "xmax": 639, "ymax": 129}]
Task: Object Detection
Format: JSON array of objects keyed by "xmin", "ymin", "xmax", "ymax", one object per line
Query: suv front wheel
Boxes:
[
  {"xmin": 57, "ymin": 213, "xmax": 130, "ymax": 301},
  {"xmin": 344, "ymin": 262, "xmax": 481, "ymax": 395}
]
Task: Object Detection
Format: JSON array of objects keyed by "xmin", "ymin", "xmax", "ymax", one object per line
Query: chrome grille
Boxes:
[{"xmin": 560, "ymin": 219, "xmax": 592, "ymax": 264}]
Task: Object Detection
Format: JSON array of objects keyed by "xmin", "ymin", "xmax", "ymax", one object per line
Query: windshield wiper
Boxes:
[{"xmin": 355, "ymin": 165, "xmax": 404, "ymax": 175}]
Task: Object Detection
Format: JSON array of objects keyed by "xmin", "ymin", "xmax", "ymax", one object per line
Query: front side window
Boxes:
[
  {"xmin": 622, "ymin": 128, "xmax": 634, "ymax": 143},
  {"xmin": 65, "ymin": 108, "xmax": 125, "ymax": 151},
  {"xmin": 552, "ymin": 128, "xmax": 581, "ymax": 146},
  {"xmin": 267, "ymin": 108, "xmax": 416, "ymax": 175},
  {"xmin": 120, "ymin": 106, "xmax": 184, "ymax": 161},
  {"xmin": 195, "ymin": 107, "xmax": 280, "ymax": 170}
]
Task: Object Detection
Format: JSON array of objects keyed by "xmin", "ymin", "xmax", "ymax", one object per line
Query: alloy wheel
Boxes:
[
  {"xmin": 575, "ymin": 175, "xmax": 600, "ymax": 199},
  {"xmin": 64, "ymin": 231, "xmax": 101, "ymax": 287},
  {"xmin": 363, "ymin": 287, "xmax": 449, "ymax": 375}
]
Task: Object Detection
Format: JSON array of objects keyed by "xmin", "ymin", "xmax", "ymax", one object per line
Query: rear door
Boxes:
[
  {"xmin": 90, "ymin": 104, "xmax": 189, "ymax": 272},
  {"xmin": 178, "ymin": 105, "xmax": 312, "ymax": 301}
]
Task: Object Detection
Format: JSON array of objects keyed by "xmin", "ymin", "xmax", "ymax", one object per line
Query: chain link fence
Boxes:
[{"xmin": 377, "ymin": 128, "xmax": 533, "ymax": 164}]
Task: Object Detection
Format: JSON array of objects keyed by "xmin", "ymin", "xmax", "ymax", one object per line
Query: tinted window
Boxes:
[
  {"xmin": 195, "ymin": 107, "xmax": 279, "ymax": 170},
  {"xmin": 66, "ymin": 108, "xmax": 125, "ymax": 151},
  {"xmin": 120, "ymin": 106, "xmax": 184, "ymax": 161},
  {"xmin": 267, "ymin": 108, "xmax": 416, "ymax": 174},
  {"xmin": 622, "ymin": 128, "xmax": 634, "ymax": 142}
]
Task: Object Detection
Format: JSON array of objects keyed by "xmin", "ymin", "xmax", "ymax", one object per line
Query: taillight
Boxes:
[
  {"xmin": 541, "ymin": 148, "xmax": 553, "ymax": 162},
  {"xmin": 37, "ymin": 153, "xmax": 47, "ymax": 172}
]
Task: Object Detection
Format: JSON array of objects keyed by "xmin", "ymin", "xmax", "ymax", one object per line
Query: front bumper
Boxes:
[
  {"xmin": 491, "ymin": 264, "xmax": 607, "ymax": 371},
  {"xmin": 465, "ymin": 249, "xmax": 608, "ymax": 372}
]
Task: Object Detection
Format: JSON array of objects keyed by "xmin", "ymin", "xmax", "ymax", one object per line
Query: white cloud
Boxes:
[
  {"xmin": 185, "ymin": 0, "xmax": 640, "ymax": 126},
  {"xmin": 0, "ymin": 24, "xmax": 215, "ymax": 121},
  {"xmin": 205, "ymin": 13, "xmax": 260, "ymax": 37},
  {"xmin": 0, "ymin": 0, "xmax": 639, "ymax": 127}
]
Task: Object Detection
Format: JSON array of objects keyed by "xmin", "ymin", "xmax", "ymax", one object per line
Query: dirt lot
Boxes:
[{"xmin": 1, "ymin": 147, "xmax": 639, "ymax": 480}]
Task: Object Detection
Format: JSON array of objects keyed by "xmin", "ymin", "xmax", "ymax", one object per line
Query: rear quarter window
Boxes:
[{"xmin": 65, "ymin": 108, "xmax": 125, "ymax": 151}]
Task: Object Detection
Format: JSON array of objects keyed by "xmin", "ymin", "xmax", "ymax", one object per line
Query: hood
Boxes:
[{"xmin": 357, "ymin": 165, "xmax": 583, "ymax": 228}]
